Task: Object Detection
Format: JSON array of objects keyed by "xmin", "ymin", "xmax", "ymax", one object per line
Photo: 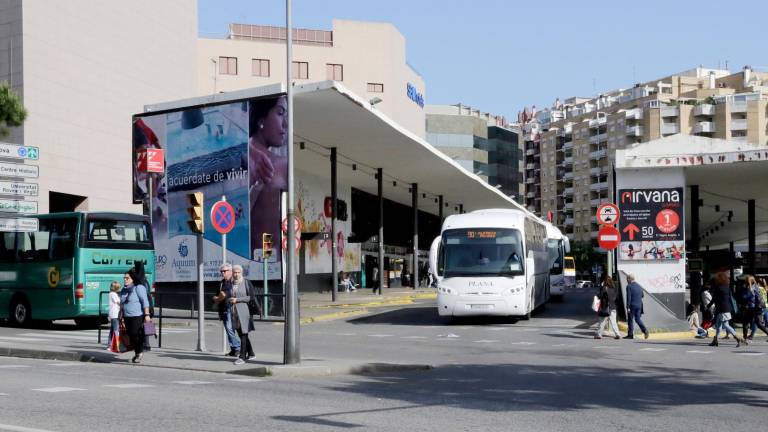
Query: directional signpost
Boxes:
[{"xmin": 596, "ymin": 202, "xmax": 621, "ymax": 281}]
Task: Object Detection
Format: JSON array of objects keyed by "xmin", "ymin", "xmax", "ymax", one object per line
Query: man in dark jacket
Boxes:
[
  {"xmin": 624, "ymin": 273, "xmax": 649, "ymax": 339},
  {"xmin": 212, "ymin": 263, "xmax": 240, "ymax": 357}
]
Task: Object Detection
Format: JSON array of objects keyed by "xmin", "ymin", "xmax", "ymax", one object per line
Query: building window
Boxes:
[
  {"xmin": 367, "ymin": 82, "xmax": 384, "ymax": 93},
  {"xmin": 252, "ymin": 59, "xmax": 270, "ymax": 77},
  {"xmin": 218, "ymin": 56, "xmax": 237, "ymax": 75},
  {"xmin": 292, "ymin": 61, "xmax": 309, "ymax": 79},
  {"xmin": 326, "ymin": 63, "xmax": 343, "ymax": 81}
]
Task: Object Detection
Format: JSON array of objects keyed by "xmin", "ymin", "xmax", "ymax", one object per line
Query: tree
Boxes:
[
  {"xmin": 570, "ymin": 241, "xmax": 600, "ymax": 276},
  {"xmin": 0, "ymin": 83, "xmax": 27, "ymax": 139}
]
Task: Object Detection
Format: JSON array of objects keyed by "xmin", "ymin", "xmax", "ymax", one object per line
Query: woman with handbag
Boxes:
[
  {"xmin": 594, "ymin": 276, "xmax": 622, "ymax": 340},
  {"xmin": 230, "ymin": 265, "xmax": 255, "ymax": 365},
  {"xmin": 120, "ymin": 269, "xmax": 151, "ymax": 363}
]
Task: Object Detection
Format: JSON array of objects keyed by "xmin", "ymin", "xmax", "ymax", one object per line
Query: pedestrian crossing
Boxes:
[{"xmin": 0, "ymin": 328, "xmax": 195, "ymax": 346}]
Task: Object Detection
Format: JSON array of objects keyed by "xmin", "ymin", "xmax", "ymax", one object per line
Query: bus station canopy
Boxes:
[
  {"xmin": 617, "ymin": 135, "xmax": 768, "ymax": 249},
  {"xmin": 292, "ymin": 81, "xmax": 519, "ymax": 214}
]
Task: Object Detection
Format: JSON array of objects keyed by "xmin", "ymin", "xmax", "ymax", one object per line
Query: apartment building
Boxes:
[
  {"xmin": 523, "ymin": 66, "xmax": 768, "ymax": 244},
  {"xmin": 425, "ymin": 104, "xmax": 523, "ymax": 202},
  {"xmin": 198, "ymin": 20, "xmax": 427, "ymax": 138}
]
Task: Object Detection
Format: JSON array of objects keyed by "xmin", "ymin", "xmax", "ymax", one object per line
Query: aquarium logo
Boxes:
[{"xmin": 173, "ymin": 240, "xmax": 195, "ymax": 269}]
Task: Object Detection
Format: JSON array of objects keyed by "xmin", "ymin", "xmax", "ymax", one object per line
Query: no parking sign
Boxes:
[{"xmin": 210, "ymin": 200, "xmax": 235, "ymax": 234}]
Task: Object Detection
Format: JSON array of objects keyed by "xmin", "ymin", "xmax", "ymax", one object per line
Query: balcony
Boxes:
[
  {"xmin": 588, "ymin": 117, "xmax": 607, "ymax": 128},
  {"xmin": 590, "ymin": 182, "xmax": 609, "ymax": 191},
  {"xmin": 693, "ymin": 104, "xmax": 715, "ymax": 116},
  {"xmin": 526, "ymin": 148, "xmax": 535, "ymax": 156},
  {"xmin": 730, "ymin": 102, "xmax": 748, "ymax": 113},
  {"xmin": 564, "ymin": 218, "xmax": 574, "ymax": 226},
  {"xmin": 564, "ymin": 172, "xmax": 574, "ymax": 180},
  {"xmin": 626, "ymin": 125, "xmax": 644, "ymax": 137},
  {"xmin": 661, "ymin": 123, "xmax": 679, "ymax": 135},
  {"xmin": 590, "ymin": 166, "xmax": 606, "ymax": 176},
  {"xmin": 563, "ymin": 156, "xmax": 573, "ymax": 165},
  {"xmin": 525, "ymin": 177, "xmax": 535, "ymax": 184},
  {"xmin": 563, "ymin": 141, "xmax": 573, "ymax": 150},
  {"xmin": 564, "ymin": 202, "xmax": 574, "ymax": 210},
  {"xmin": 731, "ymin": 119, "xmax": 747, "ymax": 131},
  {"xmin": 693, "ymin": 121, "xmax": 716, "ymax": 134},
  {"xmin": 589, "ymin": 149, "xmax": 607, "ymax": 160},
  {"xmin": 526, "ymin": 191, "xmax": 536, "ymax": 198},
  {"xmin": 526, "ymin": 163, "xmax": 535, "ymax": 170},
  {"xmin": 625, "ymin": 108, "xmax": 644, "ymax": 120},
  {"xmin": 661, "ymin": 106, "xmax": 679, "ymax": 118},
  {"xmin": 590, "ymin": 198, "xmax": 602, "ymax": 206},
  {"xmin": 588, "ymin": 133, "xmax": 608, "ymax": 144},
  {"xmin": 564, "ymin": 187, "xmax": 574, "ymax": 196}
]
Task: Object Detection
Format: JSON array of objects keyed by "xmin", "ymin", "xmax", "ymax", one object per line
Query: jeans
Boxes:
[
  {"xmin": 747, "ymin": 308, "xmax": 768, "ymax": 338},
  {"xmin": 714, "ymin": 313, "xmax": 738, "ymax": 338},
  {"xmin": 627, "ymin": 307, "xmax": 647, "ymax": 336},
  {"xmin": 107, "ymin": 318, "xmax": 119, "ymax": 346},
  {"xmin": 223, "ymin": 309, "xmax": 241, "ymax": 351},
  {"xmin": 596, "ymin": 310, "xmax": 621, "ymax": 337}
]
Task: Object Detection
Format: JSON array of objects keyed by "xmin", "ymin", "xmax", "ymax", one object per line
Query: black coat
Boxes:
[
  {"xmin": 707, "ymin": 284, "xmax": 733, "ymax": 314},
  {"xmin": 599, "ymin": 284, "xmax": 619, "ymax": 311}
]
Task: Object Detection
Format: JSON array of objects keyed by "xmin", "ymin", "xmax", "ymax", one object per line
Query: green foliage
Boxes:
[
  {"xmin": 0, "ymin": 83, "xmax": 27, "ymax": 138},
  {"xmin": 570, "ymin": 241, "xmax": 600, "ymax": 274}
]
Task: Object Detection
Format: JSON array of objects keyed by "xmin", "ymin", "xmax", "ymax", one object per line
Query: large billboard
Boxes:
[
  {"xmin": 617, "ymin": 187, "xmax": 685, "ymax": 262},
  {"xmin": 133, "ymin": 94, "xmax": 287, "ymax": 281}
]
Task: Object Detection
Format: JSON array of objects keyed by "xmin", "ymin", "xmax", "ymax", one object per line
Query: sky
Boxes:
[{"xmin": 198, "ymin": 0, "xmax": 767, "ymax": 121}]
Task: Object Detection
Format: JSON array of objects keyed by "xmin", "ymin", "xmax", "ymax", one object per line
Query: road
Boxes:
[{"xmin": 1, "ymin": 288, "xmax": 767, "ymax": 431}]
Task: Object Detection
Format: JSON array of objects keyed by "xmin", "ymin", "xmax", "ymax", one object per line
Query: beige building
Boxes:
[
  {"xmin": 197, "ymin": 20, "xmax": 427, "ymax": 138},
  {"xmin": 523, "ymin": 66, "xmax": 768, "ymax": 244},
  {"xmin": 0, "ymin": 0, "xmax": 197, "ymax": 213}
]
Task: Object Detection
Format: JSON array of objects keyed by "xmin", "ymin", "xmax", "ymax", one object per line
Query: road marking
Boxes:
[
  {"xmin": 0, "ymin": 336, "xmax": 53, "ymax": 342},
  {"xmin": 486, "ymin": 327, "xmax": 507, "ymax": 331},
  {"xmin": 400, "ymin": 336, "xmax": 427, "ymax": 339},
  {"xmin": 686, "ymin": 350, "xmax": 713, "ymax": 354},
  {"xmin": 0, "ymin": 423, "xmax": 63, "ymax": 432},
  {"xmin": 335, "ymin": 333, "xmax": 357, "ymax": 336},
  {"xmin": 592, "ymin": 345, "xmax": 618, "ymax": 349},
  {"xmin": 735, "ymin": 352, "xmax": 766, "ymax": 356},
  {"xmin": 367, "ymin": 334, "xmax": 394, "ymax": 338},
  {"xmin": 104, "ymin": 384, "xmax": 155, "ymax": 389},
  {"xmin": 47, "ymin": 363, "xmax": 84, "ymax": 367},
  {"xmin": 510, "ymin": 341, "xmax": 536, "ymax": 345},
  {"xmin": 437, "ymin": 333, "xmax": 461, "ymax": 339},
  {"xmin": 172, "ymin": 381, "xmax": 213, "ymax": 385},
  {"xmin": 473, "ymin": 340, "xmax": 499, "ymax": 343},
  {"xmin": 551, "ymin": 344, "xmax": 575, "ymax": 347},
  {"xmin": 32, "ymin": 387, "xmax": 86, "ymax": 393},
  {"xmin": 21, "ymin": 333, "xmax": 94, "ymax": 341},
  {"xmin": 224, "ymin": 378, "xmax": 263, "ymax": 383},
  {"xmin": 0, "ymin": 393, "xmax": 8, "ymax": 396},
  {"xmin": 639, "ymin": 348, "xmax": 667, "ymax": 352},
  {"xmin": 0, "ymin": 365, "xmax": 30, "ymax": 369}
]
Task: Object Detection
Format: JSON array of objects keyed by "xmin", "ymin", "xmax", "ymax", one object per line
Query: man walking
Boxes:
[
  {"xmin": 624, "ymin": 273, "xmax": 649, "ymax": 340},
  {"xmin": 212, "ymin": 263, "xmax": 241, "ymax": 357}
]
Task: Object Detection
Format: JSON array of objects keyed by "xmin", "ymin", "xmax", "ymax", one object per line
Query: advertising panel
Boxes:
[
  {"xmin": 133, "ymin": 94, "xmax": 288, "ymax": 282},
  {"xmin": 617, "ymin": 187, "xmax": 685, "ymax": 261}
]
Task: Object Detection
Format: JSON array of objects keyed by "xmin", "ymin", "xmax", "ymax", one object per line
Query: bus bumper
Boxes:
[{"xmin": 438, "ymin": 294, "xmax": 526, "ymax": 317}]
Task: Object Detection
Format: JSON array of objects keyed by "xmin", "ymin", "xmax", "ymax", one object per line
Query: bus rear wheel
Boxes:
[{"xmin": 9, "ymin": 297, "xmax": 31, "ymax": 327}]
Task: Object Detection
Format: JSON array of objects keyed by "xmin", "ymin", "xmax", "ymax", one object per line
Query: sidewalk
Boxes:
[{"xmin": 0, "ymin": 287, "xmax": 436, "ymax": 377}]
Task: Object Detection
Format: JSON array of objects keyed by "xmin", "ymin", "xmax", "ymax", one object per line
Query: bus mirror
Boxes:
[{"xmin": 429, "ymin": 236, "xmax": 442, "ymax": 279}]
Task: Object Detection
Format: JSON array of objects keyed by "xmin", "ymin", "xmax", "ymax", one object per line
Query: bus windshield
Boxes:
[
  {"xmin": 85, "ymin": 217, "xmax": 152, "ymax": 249},
  {"xmin": 442, "ymin": 228, "xmax": 524, "ymax": 277}
]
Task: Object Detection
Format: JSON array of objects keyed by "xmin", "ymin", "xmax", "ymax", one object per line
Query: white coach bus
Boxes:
[
  {"xmin": 429, "ymin": 208, "xmax": 549, "ymax": 320},
  {"xmin": 545, "ymin": 222, "xmax": 570, "ymax": 301}
]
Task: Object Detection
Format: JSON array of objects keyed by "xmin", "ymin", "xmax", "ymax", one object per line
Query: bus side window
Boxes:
[
  {"xmin": 0, "ymin": 232, "xmax": 15, "ymax": 262},
  {"xmin": 49, "ymin": 219, "xmax": 76, "ymax": 260}
]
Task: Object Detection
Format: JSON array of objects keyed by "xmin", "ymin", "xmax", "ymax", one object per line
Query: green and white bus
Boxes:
[{"xmin": 0, "ymin": 212, "xmax": 154, "ymax": 327}]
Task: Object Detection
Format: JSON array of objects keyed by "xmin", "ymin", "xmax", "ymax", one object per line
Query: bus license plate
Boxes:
[{"xmin": 470, "ymin": 304, "xmax": 493, "ymax": 310}]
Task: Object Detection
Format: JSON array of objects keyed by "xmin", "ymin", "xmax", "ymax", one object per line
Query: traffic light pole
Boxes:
[
  {"xmin": 284, "ymin": 0, "xmax": 300, "ymax": 364},
  {"xmin": 196, "ymin": 231, "xmax": 205, "ymax": 352}
]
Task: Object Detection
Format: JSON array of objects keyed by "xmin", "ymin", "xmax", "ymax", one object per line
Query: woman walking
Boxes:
[
  {"xmin": 743, "ymin": 275, "xmax": 768, "ymax": 341},
  {"xmin": 706, "ymin": 272, "xmax": 744, "ymax": 347},
  {"xmin": 230, "ymin": 265, "xmax": 255, "ymax": 365},
  {"xmin": 594, "ymin": 276, "xmax": 622, "ymax": 339},
  {"xmin": 120, "ymin": 269, "xmax": 151, "ymax": 363}
]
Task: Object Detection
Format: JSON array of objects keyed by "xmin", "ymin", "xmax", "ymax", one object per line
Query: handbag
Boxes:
[
  {"xmin": 143, "ymin": 321, "xmax": 156, "ymax": 336},
  {"xmin": 115, "ymin": 321, "xmax": 133, "ymax": 352},
  {"xmin": 591, "ymin": 295, "xmax": 601, "ymax": 313}
]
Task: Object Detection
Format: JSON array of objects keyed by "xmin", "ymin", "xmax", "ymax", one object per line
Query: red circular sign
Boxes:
[
  {"xmin": 596, "ymin": 203, "xmax": 620, "ymax": 226},
  {"xmin": 210, "ymin": 201, "xmax": 235, "ymax": 234},
  {"xmin": 281, "ymin": 235, "xmax": 302, "ymax": 252},
  {"xmin": 281, "ymin": 216, "xmax": 302, "ymax": 234},
  {"xmin": 597, "ymin": 225, "xmax": 621, "ymax": 250},
  {"xmin": 656, "ymin": 209, "xmax": 680, "ymax": 234}
]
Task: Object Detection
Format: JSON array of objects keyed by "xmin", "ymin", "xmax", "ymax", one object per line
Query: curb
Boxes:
[
  {"xmin": 0, "ymin": 346, "xmax": 432, "ymax": 378},
  {"xmin": 299, "ymin": 308, "xmax": 370, "ymax": 324},
  {"xmin": 615, "ymin": 322, "xmax": 703, "ymax": 340}
]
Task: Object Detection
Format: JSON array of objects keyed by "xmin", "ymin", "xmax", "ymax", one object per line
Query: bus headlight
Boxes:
[{"xmin": 503, "ymin": 286, "xmax": 525, "ymax": 296}]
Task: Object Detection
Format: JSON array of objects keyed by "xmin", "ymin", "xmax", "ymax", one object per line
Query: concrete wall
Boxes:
[
  {"xmin": 14, "ymin": 0, "xmax": 198, "ymax": 213},
  {"xmin": 197, "ymin": 19, "xmax": 426, "ymax": 138}
]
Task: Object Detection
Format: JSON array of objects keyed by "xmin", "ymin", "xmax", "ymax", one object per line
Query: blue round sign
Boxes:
[{"xmin": 210, "ymin": 201, "xmax": 235, "ymax": 234}]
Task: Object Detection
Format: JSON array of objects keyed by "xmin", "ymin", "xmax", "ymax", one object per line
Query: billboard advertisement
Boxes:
[
  {"xmin": 133, "ymin": 94, "xmax": 287, "ymax": 281},
  {"xmin": 617, "ymin": 187, "xmax": 685, "ymax": 261}
]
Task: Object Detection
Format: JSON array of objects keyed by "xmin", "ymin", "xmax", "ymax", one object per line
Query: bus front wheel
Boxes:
[{"xmin": 9, "ymin": 297, "xmax": 31, "ymax": 327}]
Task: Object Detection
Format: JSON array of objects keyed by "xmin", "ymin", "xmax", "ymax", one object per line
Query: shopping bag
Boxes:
[
  {"xmin": 701, "ymin": 319, "xmax": 713, "ymax": 330},
  {"xmin": 110, "ymin": 329, "xmax": 131, "ymax": 353},
  {"xmin": 591, "ymin": 295, "xmax": 601, "ymax": 313},
  {"xmin": 143, "ymin": 321, "xmax": 156, "ymax": 336}
]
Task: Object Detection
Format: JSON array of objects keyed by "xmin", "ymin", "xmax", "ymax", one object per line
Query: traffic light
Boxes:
[
  {"xmin": 187, "ymin": 192, "xmax": 204, "ymax": 234},
  {"xmin": 262, "ymin": 233, "xmax": 273, "ymax": 258}
]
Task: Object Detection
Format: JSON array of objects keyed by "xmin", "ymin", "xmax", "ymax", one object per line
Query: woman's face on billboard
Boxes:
[{"xmin": 263, "ymin": 96, "xmax": 288, "ymax": 148}]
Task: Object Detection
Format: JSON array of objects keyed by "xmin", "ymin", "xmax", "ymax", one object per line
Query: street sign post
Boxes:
[
  {"xmin": 211, "ymin": 196, "xmax": 235, "ymax": 354},
  {"xmin": 0, "ymin": 217, "xmax": 39, "ymax": 232}
]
